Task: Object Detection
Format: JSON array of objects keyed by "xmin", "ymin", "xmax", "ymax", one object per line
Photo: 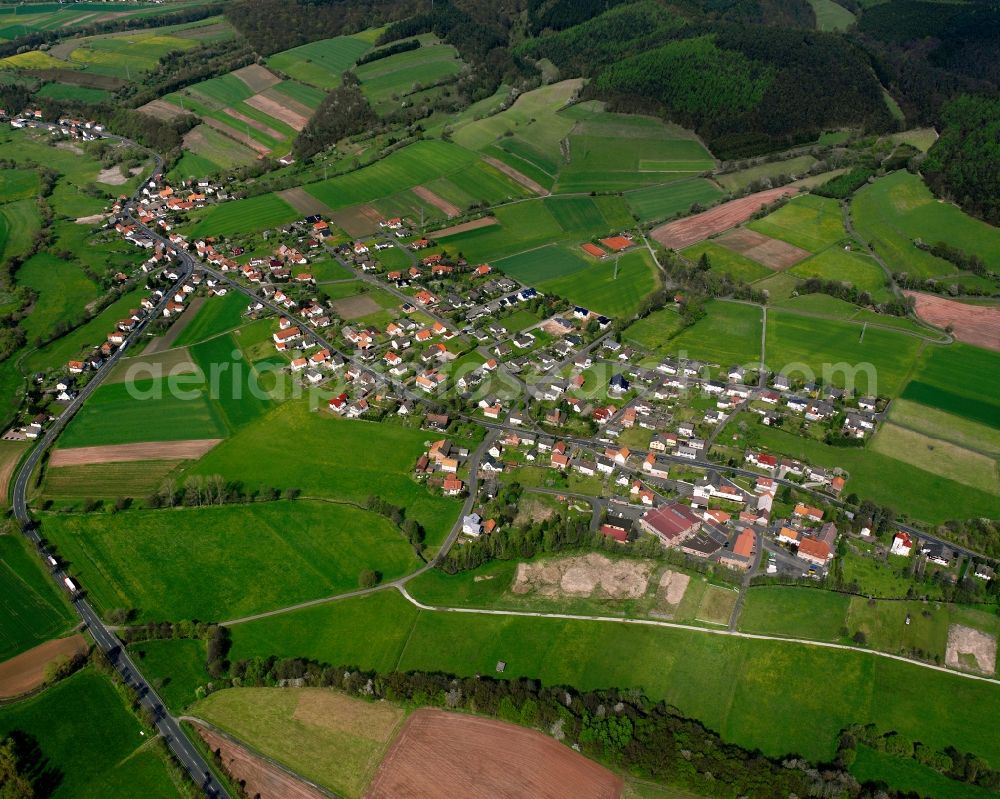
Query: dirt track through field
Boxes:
[
  {"xmin": 138, "ymin": 99, "xmax": 186, "ymax": 121},
  {"xmin": 365, "ymin": 709, "xmax": 622, "ymax": 799},
  {"xmin": 482, "ymin": 156, "xmax": 548, "ymax": 196},
  {"xmin": 245, "ymin": 93, "xmax": 310, "ymax": 131},
  {"xmin": 412, "ymin": 186, "xmax": 461, "ymax": 218},
  {"xmin": 430, "ymin": 216, "xmax": 497, "ymax": 238},
  {"xmin": 144, "ymin": 296, "xmax": 206, "ymax": 354},
  {"xmin": 192, "ymin": 723, "xmax": 327, "ymax": 799},
  {"xmin": 0, "ymin": 636, "xmax": 87, "ymax": 699},
  {"xmin": 203, "ymin": 117, "xmax": 270, "ymax": 155},
  {"xmin": 232, "ymin": 64, "xmax": 281, "ymax": 93},
  {"xmin": 905, "ymin": 292, "xmax": 1000, "ymax": 351},
  {"xmin": 651, "ymin": 186, "xmax": 798, "ymax": 250},
  {"xmin": 50, "ymin": 439, "xmax": 222, "ymax": 467},
  {"xmin": 717, "ymin": 227, "xmax": 811, "ymax": 269}
]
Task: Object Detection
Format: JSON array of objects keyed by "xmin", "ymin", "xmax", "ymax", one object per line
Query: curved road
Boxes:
[{"xmin": 10, "ymin": 137, "xmax": 231, "ymax": 798}]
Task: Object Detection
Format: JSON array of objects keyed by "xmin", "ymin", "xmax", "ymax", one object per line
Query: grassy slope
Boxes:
[{"xmin": 41, "ymin": 500, "xmax": 421, "ymax": 622}]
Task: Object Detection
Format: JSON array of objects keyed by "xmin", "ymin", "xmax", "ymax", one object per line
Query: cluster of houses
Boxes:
[
  {"xmin": 755, "ymin": 373, "xmax": 881, "ymax": 439},
  {"xmin": 7, "ymin": 110, "xmax": 104, "ymax": 141}
]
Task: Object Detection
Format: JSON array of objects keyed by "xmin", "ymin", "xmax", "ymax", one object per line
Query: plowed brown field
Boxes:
[
  {"xmin": 50, "ymin": 439, "xmax": 222, "ymax": 466},
  {"xmin": 906, "ymin": 292, "xmax": 1000, "ymax": 351},
  {"xmin": 0, "ymin": 636, "xmax": 87, "ymax": 699}
]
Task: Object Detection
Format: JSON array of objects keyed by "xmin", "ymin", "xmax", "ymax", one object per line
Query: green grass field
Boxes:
[
  {"xmin": 0, "ymin": 199, "xmax": 40, "ymax": 265},
  {"xmin": 900, "ymin": 343, "xmax": 1000, "ymax": 429},
  {"xmin": 788, "ymin": 247, "xmax": 889, "ymax": 298},
  {"xmin": 0, "ymin": 168, "xmax": 39, "ymax": 202},
  {"xmin": 808, "ymin": 0, "xmax": 856, "ymax": 30},
  {"xmin": 0, "ymin": 667, "xmax": 187, "ymax": 799},
  {"xmin": 40, "ymin": 460, "xmax": 182, "ymax": 502},
  {"xmin": 437, "ymin": 198, "xmax": 566, "ymax": 263},
  {"xmin": 715, "ymin": 155, "xmax": 817, "ymax": 192},
  {"xmin": 191, "ymin": 687, "xmax": 407, "ymax": 798},
  {"xmin": 41, "ymin": 500, "xmax": 420, "ymax": 623},
  {"xmin": 493, "ymin": 244, "xmax": 591, "ymax": 283},
  {"xmin": 188, "ymin": 192, "xmax": 299, "ymax": 237},
  {"xmin": 539, "ymin": 248, "xmax": 660, "ymax": 319},
  {"xmin": 172, "ymin": 292, "xmax": 249, "ymax": 347},
  {"xmin": 852, "ymin": 171, "xmax": 1000, "ymax": 280},
  {"xmin": 227, "ymin": 589, "xmax": 1000, "ymax": 766},
  {"xmin": 36, "ymin": 82, "xmax": 111, "ymax": 103},
  {"xmin": 667, "ymin": 300, "xmax": 763, "ymax": 366},
  {"xmin": 16, "ymin": 253, "xmax": 100, "ymax": 344},
  {"xmin": 681, "ymin": 241, "xmax": 773, "ymax": 283},
  {"xmin": 623, "ymin": 306, "xmax": 685, "ymax": 351},
  {"xmin": 851, "ymin": 746, "xmax": 997, "ymax": 799},
  {"xmin": 0, "ymin": 533, "xmax": 75, "ymax": 661},
  {"xmin": 748, "ymin": 194, "xmax": 847, "ymax": 253},
  {"xmin": 267, "ymin": 35, "xmax": 371, "ymax": 89},
  {"xmin": 356, "ymin": 40, "xmax": 463, "ymax": 112},
  {"xmin": 174, "ymin": 125, "xmax": 257, "ymax": 177},
  {"xmin": 181, "ymin": 400, "xmax": 463, "ymax": 547},
  {"xmin": 870, "ymin": 423, "xmax": 998, "ymax": 495},
  {"xmin": 130, "ymin": 638, "xmax": 210, "ymax": 711},
  {"xmin": 887, "ymin": 398, "xmax": 1000, "ymax": 457},
  {"xmin": 765, "ymin": 308, "xmax": 921, "ymax": 396},
  {"xmin": 625, "ymin": 178, "xmax": 725, "ymax": 224}
]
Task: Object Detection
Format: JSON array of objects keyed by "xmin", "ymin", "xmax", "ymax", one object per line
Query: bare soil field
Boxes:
[
  {"xmin": 278, "ymin": 187, "xmax": 335, "ymax": 218},
  {"xmin": 74, "ymin": 213, "xmax": 108, "ymax": 225},
  {"xmin": 50, "ymin": 439, "xmax": 222, "ymax": 467},
  {"xmin": 261, "ymin": 87, "xmax": 315, "ymax": 120},
  {"xmin": 96, "ymin": 166, "xmax": 129, "ymax": 186},
  {"xmin": 0, "ymin": 635, "xmax": 87, "ymax": 699},
  {"xmin": 245, "ymin": 93, "xmax": 309, "ymax": 131},
  {"xmin": 331, "ymin": 295, "xmax": 382, "ymax": 320},
  {"xmin": 192, "ymin": 723, "xmax": 327, "ymax": 799},
  {"xmin": 512, "ymin": 553, "xmax": 651, "ymax": 599},
  {"xmin": 139, "ymin": 98, "xmax": 186, "ymax": 121},
  {"xmin": 365, "ymin": 709, "xmax": 622, "ymax": 799},
  {"xmin": 223, "ymin": 106, "xmax": 285, "ymax": 140},
  {"xmin": 905, "ymin": 292, "xmax": 1000, "ymax": 351},
  {"xmin": 946, "ymin": 624, "xmax": 997, "ymax": 675},
  {"xmin": 232, "ymin": 64, "xmax": 281, "ymax": 93},
  {"xmin": 651, "ymin": 186, "xmax": 798, "ymax": 250},
  {"xmin": 332, "ymin": 205, "xmax": 384, "ymax": 237},
  {"xmin": 717, "ymin": 228, "xmax": 810, "ymax": 269},
  {"xmin": 412, "ymin": 186, "xmax": 461, "ymax": 218},
  {"xmin": 657, "ymin": 569, "xmax": 690, "ymax": 607},
  {"xmin": 430, "ymin": 216, "xmax": 497, "ymax": 239},
  {"xmin": 203, "ymin": 117, "xmax": 270, "ymax": 155},
  {"xmin": 482, "ymin": 156, "xmax": 548, "ymax": 196}
]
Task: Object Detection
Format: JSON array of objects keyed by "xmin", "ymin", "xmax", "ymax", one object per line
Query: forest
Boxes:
[{"xmin": 293, "ymin": 80, "xmax": 377, "ymax": 160}]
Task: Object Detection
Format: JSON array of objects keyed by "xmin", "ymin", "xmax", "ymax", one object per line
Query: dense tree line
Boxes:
[
  {"xmin": 813, "ymin": 167, "xmax": 875, "ymax": 199},
  {"xmin": 366, "ymin": 494, "xmax": 425, "ymax": 553},
  {"xmin": 527, "ymin": 0, "xmax": 634, "ymax": 35},
  {"xmin": 355, "ymin": 38, "xmax": 419, "ymax": 65},
  {"xmin": 922, "ymin": 95, "xmax": 1000, "ymax": 226},
  {"xmin": 293, "ymin": 81, "xmax": 377, "ymax": 160},
  {"xmin": 795, "ymin": 276, "xmax": 912, "ymax": 316},
  {"xmin": 0, "ymin": 735, "xmax": 36, "ymax": 799},
  {"xmin": 518, "ymin": 2, "xmax": 686, "ymax": 76},
  {"xmin": 915, "ymin": 240, "xmax": 993, "ymax": 280},
  {"xmin": 840, "ymin": 724, "xmax": 1000, "ymax": 791}
]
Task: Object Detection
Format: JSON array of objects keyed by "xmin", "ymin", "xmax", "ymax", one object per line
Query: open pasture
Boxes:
[
  {"xmin": 0, "ymin": 168, "xmax": 39, "ymax": 202},
  {"xmin": 900, "ymin": 343, "xmax": 1000, "ymax": 429},
  {"xmin": 182, "ymin": 400, "xmax": 462, "ymax": 547},
  {"xmin": 765, "ymin": 309, "xmax": 920, "ymax": 395},
  {"xmin": 0, "ymin": 534, "xmax": 74, "ymax": 662},
  {"xmin": 748, "ymin": 194, "xmax": 847, "ymax": 253},
  {"xmin": 870, "ymin": 423, "xmax": 999, "ymax": 495},
  {"xmin": 356, "ymin": 40, "xmax": 463, "ymax": 111},
  {"xmin": 625, "ymin": 178, "xmax": 724, "ymax": 224},
  {"xmin": 852, "ymin": 171, "xmax": 1000, "ymax": 279},
  {"xmin": 808, "ymin": 0, "xmax": 856, "ymax": 30},
  {"xmin": 494, "ymin": 245, "xmax": 590, "ymax": 283},
  {"xmin": 228, "ymin": 589, "xmax": 1000, "ymax": 767},
  {"xmin": 715, "ymin": 155, "xmax": 818, "ymax": 192},
  {"xmin": 188, "ymin": 192, "xmax": 298, "ymax": 237},
  {"xmin": 192, "ymin": 687, "xmax": 407, "ymax": 798},
  {"xmin": 180, "ymin": 124, "xmax": 258, "ymax": 173},
  {"xmin": 16, "ymin": 252, "xmax": 100, "ymax": 343},
  {"xmin": 173, "ymin": 290, "xmax": 250, "ymax": 347},
  {"xmin": 39, "ymin": 460, "xmax": 185, "ymax": 502},
  {"xmin": 888, "ymin": 398, "xmax": 1000, "ymax": 457},
  {"xmin": 267, "ymin": 35, "xmax": 371, "ymax": 89},
  {"xmin": 0, "ymin": 667, "xmax": 187, "ymax": 799},
  {"xmin": 42, "ymin": 500, "xmax": 420, "ymax": 623},
  {"xmin": 539, "ymin": 249, "xmax": 660, "ymax": 319},
  {"xmin": 681, "ymin": 241, "xmax": 773, "ymax": 283},
  {"xmin": 788, "ymin": 247, "xmax": 889, "ymax": 297},
  {"xmin": 668, "ymin": 300, "xmax": 763, "ymax": 366}
]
